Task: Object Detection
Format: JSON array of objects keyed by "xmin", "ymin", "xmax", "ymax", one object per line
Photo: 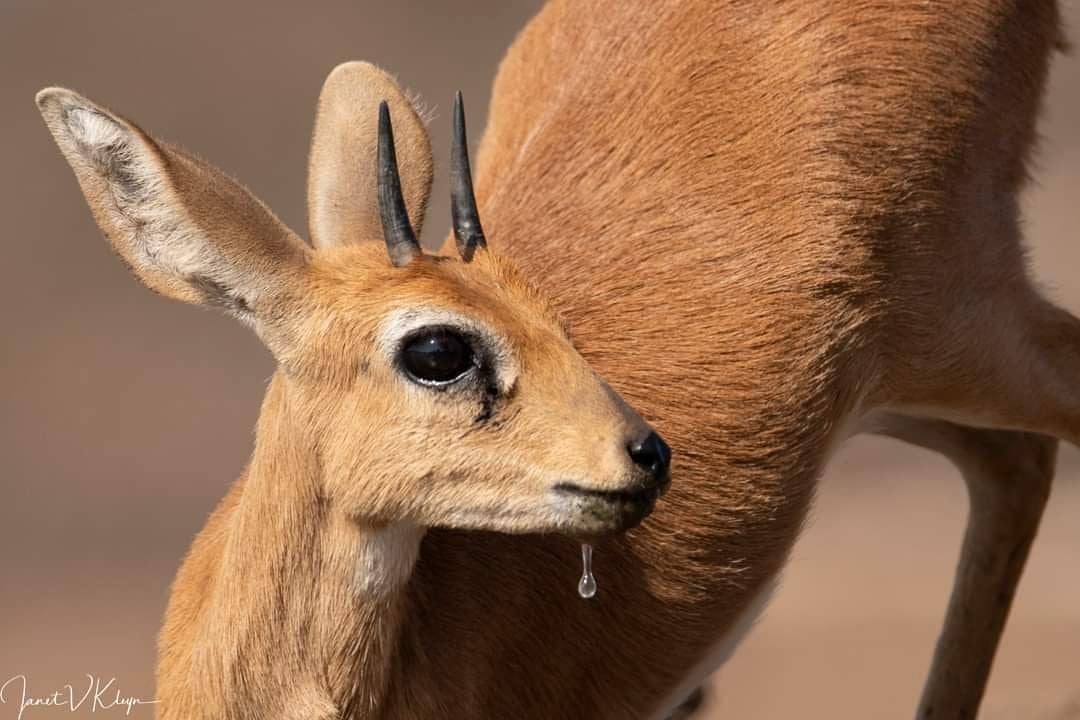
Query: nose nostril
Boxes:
[{"xmin": 628, "ymin": 431, "xmax": 672, "ymax": 478}]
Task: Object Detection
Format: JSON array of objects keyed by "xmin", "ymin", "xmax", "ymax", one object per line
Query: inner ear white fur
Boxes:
[
  {"xmin": 64, "ymin": 107, "xmax": 136, "ymax": 172},
  {"xmin": 37, "ymin": 87, "xmax": 308, "ymax": 328},
  {"xmin": 378, "ymin": 307, "xmax": 519, "ymax": 393},
  {"xmin": 43, "ymin": 94, "xmax": 163, "ymax": 211}
]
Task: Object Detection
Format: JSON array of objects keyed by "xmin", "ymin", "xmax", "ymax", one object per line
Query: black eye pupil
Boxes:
[{"xmin": 401, "ymin": 330, "xmax": 474, "ymax": 384}]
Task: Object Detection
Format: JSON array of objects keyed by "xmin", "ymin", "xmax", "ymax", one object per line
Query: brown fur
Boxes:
[{"xmin": 35, "ymin": 1, "xmax": 1070, "ymax": 718}]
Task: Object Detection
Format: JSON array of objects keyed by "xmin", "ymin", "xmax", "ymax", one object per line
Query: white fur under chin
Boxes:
[
  {"xmin": 353, "ymin": 522, "xmax": 425, "ymax": 599},
  {"xmin": 650, "ymin": 577, "xmax": 778, "ymax": 720}
]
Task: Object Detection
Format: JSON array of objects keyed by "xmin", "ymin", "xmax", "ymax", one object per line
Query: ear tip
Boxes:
[
  {"xmin": 327, "ymin": 60, "xmax": 381, "ymax": 80},
  {"xmin": 35, "ymin": 87, "xmax": 74, "ymax": 114},
  {"xmin": 35, "ymin": 87, "xmax": 100, "ymax": 131},
  {"xmin": 322, "ymin": 61, "xmax": 395, "ymax": 99}
]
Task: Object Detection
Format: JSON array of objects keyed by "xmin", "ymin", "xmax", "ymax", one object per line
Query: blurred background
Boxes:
[{"xmin": 1, "ymin": 2, "xmax": 1076, "ymax": 718}]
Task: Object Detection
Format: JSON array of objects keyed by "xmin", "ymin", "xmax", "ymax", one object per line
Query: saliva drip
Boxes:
[{"xmin": 577, "ymin": 543, "xmax": 597, "ymax": 599}]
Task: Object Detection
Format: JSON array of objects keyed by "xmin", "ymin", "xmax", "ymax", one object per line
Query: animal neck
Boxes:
[{"xmin": 160, "ymin": 373, "xmax": 425, "ymax": 718}]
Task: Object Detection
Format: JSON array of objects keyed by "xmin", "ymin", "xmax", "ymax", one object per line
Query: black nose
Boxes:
[{"xmin": 628, "ymin": 431, "xmax": 671, "ymax": 487}]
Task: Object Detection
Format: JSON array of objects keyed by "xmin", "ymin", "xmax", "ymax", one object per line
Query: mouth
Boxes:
[{"xmin": 552, "ymin": 482, "xmax": 661, "ymax": 533}]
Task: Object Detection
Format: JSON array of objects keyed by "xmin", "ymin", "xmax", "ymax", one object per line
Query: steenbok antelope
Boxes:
[{"xmin": 37, "ymin": 0, "xmax": 1067, "ymax": 718}]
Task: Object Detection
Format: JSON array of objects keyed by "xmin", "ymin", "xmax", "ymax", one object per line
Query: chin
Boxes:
[
  {"xmin": 549, "ymin": 490, "xmax": 659, "ymax": 537},
  {"xmin": 423, "ymin": 489, "xmax": 659, "ymax": 537}
]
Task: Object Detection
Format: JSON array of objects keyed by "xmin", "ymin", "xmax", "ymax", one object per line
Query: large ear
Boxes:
[
  {"xmin": 307, "ymin": 62, "xmax": 433, "ymax": 250},
  {"xmin": 35, "ymin": 88, "xmax": 309, "ymax": 328}
]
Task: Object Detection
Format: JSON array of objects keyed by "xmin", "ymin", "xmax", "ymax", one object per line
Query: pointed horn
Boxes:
[
  {"xmin": 377, "ymin": 101, "xmax": 421, "ymax": 266},
  {"xmin": 450, "ymin": 91, "xmax": 487, "ymax": 262}
]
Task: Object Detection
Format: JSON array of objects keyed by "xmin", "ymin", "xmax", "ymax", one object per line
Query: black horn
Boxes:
[
  {"xmin": 377, "ymin": 101, "xmax": 421, "ymax": 267},
  {"xmin": 450, "ymin": 91, "xmax": 487, "ymax": 261}
]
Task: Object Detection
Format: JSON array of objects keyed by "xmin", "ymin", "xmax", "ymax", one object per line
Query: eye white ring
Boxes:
[{"xmin": 379, "ymin": 307, "xmax": 517, "ymax": 393}]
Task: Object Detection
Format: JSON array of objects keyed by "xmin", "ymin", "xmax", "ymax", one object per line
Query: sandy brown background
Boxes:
[{"xmin": 1, "ymin": 2, "xmax": 1076, "ymax": 718}]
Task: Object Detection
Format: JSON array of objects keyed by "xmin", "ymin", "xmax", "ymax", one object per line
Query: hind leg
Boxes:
[
  {"xmin": 887, "ymin": 285, "xmax": 1080, "ymax": 446},
  {"xmin": 1015, "ymin": 299, "xmax": 1080, "ymax": 444},
  {"xmin": 873, "ymin": 414, "xmax": 1055, "ymax": 718}
]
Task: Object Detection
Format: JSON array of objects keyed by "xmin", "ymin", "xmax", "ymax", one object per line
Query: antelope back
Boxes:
[{"xmin": 405, "ymin": 1, "xmax": 1062, "ymax": 715}]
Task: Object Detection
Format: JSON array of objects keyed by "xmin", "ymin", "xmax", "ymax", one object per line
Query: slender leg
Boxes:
[{"xmin": 874, "ymin": 415, "xmax": 1056, "ymax": 719}]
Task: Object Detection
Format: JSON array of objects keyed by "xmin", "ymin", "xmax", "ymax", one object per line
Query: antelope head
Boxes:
[{"xmin": 36, "ymin": 62, "xmax": 671, "ymax": 538}]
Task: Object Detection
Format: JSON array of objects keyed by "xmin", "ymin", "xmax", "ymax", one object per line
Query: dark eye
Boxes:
[{"xmin": 400, "ymin": 329, "xmax": 476, "ymax": 385}]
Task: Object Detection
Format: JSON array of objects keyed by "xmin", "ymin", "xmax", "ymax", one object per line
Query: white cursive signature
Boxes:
[{"xmin": 0, "ymin": 675, "xmax": 157, "ymax": 720}]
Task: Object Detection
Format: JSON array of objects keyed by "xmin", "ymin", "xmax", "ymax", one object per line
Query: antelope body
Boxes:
[{"xmin": 36, "ymin": 0, "xmax": 1069, "ymax": 718}]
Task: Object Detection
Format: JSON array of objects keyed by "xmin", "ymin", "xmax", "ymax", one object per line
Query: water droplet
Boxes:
[{"xmin": 577, "ymin": 543, "xmax": 597, "ymax": 599}]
